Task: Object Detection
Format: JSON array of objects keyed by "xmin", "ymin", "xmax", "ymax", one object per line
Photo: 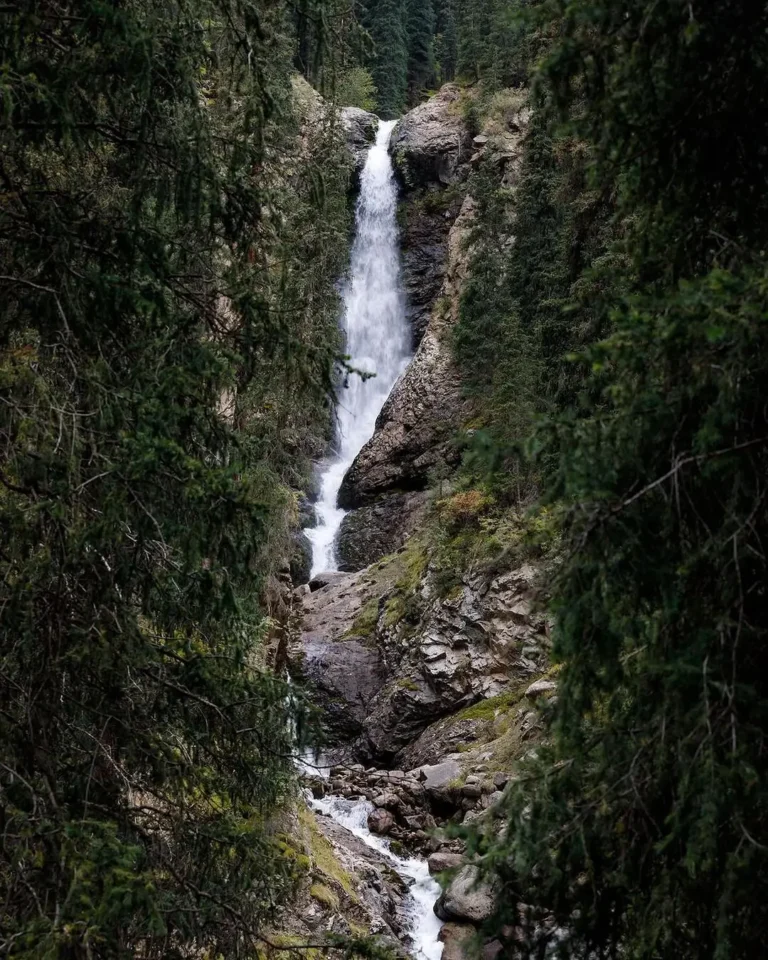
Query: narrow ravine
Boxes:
[
  {"xmin": 306, "ymin": 118, "xmax": 411, "ymax": 576},
  {"xmin": 302, "ymin": 121, "xmax": 444, "ymax": 958}
]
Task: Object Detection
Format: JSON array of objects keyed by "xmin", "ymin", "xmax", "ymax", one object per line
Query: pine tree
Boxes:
[
  {"xmin": 434, "ymin": 0, "xmax": 458, "ymax": 82},
  {"xmin": 0, "ymin": 1, "xmax": 350, "ymax": 955},
  {"xmin": 406, "ymin": 0, "xmax": 435, "ymax": 104},
  {"xmin": 470, "ymin": 1, "xmax": 768, "ymax": 956},
  {"xmin": 360, "ymin": 0, "xmax": 409, "ymax": 118}
]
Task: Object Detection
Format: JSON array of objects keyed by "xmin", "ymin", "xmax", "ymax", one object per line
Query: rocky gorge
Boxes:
[{"xmin": 281, "ymin": 84, "xmax": 549, "ymax": 960}]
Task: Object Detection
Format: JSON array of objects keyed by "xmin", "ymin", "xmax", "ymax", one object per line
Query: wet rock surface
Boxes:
[
  {"xmin": 336, "ymin": 492, "xmax": 429, "ymax": 572},
  {"xmin": 338, "ymin": 196, "xmax": 475, "ymax": 509}
]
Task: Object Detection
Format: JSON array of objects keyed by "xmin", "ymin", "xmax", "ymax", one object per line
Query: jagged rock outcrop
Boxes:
[
  {"xmin": 392, "ymin": 84, "xmax": 473, "ymax": 346},
  {"xmin": 391, "ymin": 84, "xmax": 473, "ymax": 189},
  {"xmin": 290, "ymin": 551, "xmax": 549, "ymax": 763},
  {"xmin": 340, "ymin": 106, "xmax": 379, "ymax": 175},
  {"xmin": 360, "ymin": 564, "xmax": 548, "ymax": 762},
  {"xmin": 336, "ymin": 491, "xmax": 429, "ymax": 572}
]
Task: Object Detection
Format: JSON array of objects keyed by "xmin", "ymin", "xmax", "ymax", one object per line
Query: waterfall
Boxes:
[
  {"xmin": 307, "ymin": 119, "xmax": 410, "ymax": 576},
  {"xmin": 301, "ymin": 121, "xmax": 444, "ymax": 960}
]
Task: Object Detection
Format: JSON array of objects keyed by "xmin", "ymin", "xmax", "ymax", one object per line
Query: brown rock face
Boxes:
[
  {"xmin": 390, "ymin": 85, "xmax": 474, "ymax": 188},
  {"xmin": 340, "ymin": 106, "xmax": 379, "ymax": 175},
  {"xmin": 338, "ymin": 196, "xmax": 476, "ymax": 510}
]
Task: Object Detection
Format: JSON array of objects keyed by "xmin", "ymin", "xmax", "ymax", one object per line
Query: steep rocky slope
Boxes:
[{"xmin": 289, "ymin": 85, "xmax": 541, "ymax": 959}]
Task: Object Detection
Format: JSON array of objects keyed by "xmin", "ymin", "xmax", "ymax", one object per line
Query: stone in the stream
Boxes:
[
  {"xmin": 427, "ymin": 851, "xmax": 464, "ymax": 875},
  {"xmin": 412, "ymin": 759, "xmax": 461, "ymax": 791},
  {"xmin": 367, "ymin": 808, "xmax": 395, "ymax": 835},
  {"xmin": 435, "ymin": 865, "xmax": 496, "ymax": 924},
  {"xmin": 372, "ymin": 790, "xmax": 401, "ymax": 811}
]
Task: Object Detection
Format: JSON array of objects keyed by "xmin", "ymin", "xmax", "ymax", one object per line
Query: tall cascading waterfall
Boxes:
[
  {"xmin": 306, "ymin": 119, "xmax": 410, "ymax": 575},
  {"xmin": 301, "ymin": 123, "xmax": 444, "ymax": 959}
]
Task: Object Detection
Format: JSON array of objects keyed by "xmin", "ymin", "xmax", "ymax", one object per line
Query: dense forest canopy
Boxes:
[{"xmin": 2, "ymin": 0, "xmax": 768, "ymax": 957}]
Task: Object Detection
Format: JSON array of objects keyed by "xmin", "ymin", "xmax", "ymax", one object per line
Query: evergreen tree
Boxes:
[
  {"xmin": 360, "ymin": 0, "xmax": 409, "ymax": 118},
  {"xmin": 406, "ymin": 0, "xmax": 436, "ymax": 103},
  {"xmin": 433, "ymin": 0, "xmax": 458, "ymax": 82},
  {"xmin": 469, "ymin": 1, "xmax": 768, "ymax": 956},
  {"xmin": 0, "ymin": 1, "xmax": 350, "ymax": 955}
]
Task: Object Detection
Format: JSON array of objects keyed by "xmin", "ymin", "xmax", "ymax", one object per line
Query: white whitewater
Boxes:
[
  {"xmin": 309, "ymin": 793, "xmax": 444, "ymax": 960},
  {"xmin": 306, "ymin": 119, "xmax": 410, "ymax": 575},
  {"xmin": 300, "ymin": 124, "xmax": 442, "ymax": 958}
]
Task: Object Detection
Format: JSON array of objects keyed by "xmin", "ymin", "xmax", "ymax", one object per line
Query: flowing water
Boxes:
[
  {"xmin": 300, "ymin": 123, "xmax": 443, "ymax": 958},
  {"xmin": 306, "ymin": 119, "xmax": 411, "ymax": 576},
  {"xmin": 308, "ymin": 792, "xmax": 444, "ymax": 960}
]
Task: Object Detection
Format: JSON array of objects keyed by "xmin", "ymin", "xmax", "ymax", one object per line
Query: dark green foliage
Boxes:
[
  {"xmin": 454, "ymin": 96, "xmax": 619, "ymax": 491},
  {"xmin": 433, "ymin": 0, "xmax": 458, "ymax": 82},
  {"xmin": 406, "ymin": 0, "xmax": 436, "ymax": 103},
  {"xmin": 455, "ymin": 0, "xmax": 535, "ymax": 88},
  {"xmin": 360, "ymin": 0, "xmax": 409, "ymax": 117},
  {"xmin": 460, "ymin": 1, "xmax": 768, "ymax": 957},
  {"xmin": 0, "ymin": 1, "xmax": 350, "ymax": 956},
  {"xmin": 482, "ymin": 269, "xmax": 768, "ymax": 959}
]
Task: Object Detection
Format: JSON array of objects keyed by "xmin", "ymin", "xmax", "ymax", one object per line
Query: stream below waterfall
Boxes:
[
  {"xmin": 301, "ymin": 121, "xmax": 444, "ymax": 958},
  {"xmin": 309, "ymin": 792, "xmax": 444, "ymax": 960}
]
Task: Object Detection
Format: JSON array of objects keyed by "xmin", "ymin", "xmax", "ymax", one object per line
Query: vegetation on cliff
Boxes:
[{"xmin": 449, "ymin": 1, "xmax": 768, "ymax": 957}]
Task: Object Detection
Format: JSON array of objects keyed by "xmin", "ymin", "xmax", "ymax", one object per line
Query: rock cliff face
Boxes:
[
  {"xmin": 391, "ymin": 84, "xmax": 474, "ymax": 189},
  {"xmin": 338, "ymin": 87, "xmax": 528, "ymax": 515},
  {"xmin": 338, "ymin": 196, "xmax": 475, "ymax": 510},
  {"xmin": 340, "ymin": 106, "xmax": 379, "ymax": 176},
  {"xmin": 290, "ymin": 85, "xmax": 540, "ymax": 959},
  {"xmin": 392, "ymin": 84, "xmax": 473, "ymax": 347},
  {"xmin": 336, "ymin": 490, "xmax": 429, "ymax": 572},
  {"xmin": 291, "ymin": 550, "xmax": 549, "ymax": 764}
]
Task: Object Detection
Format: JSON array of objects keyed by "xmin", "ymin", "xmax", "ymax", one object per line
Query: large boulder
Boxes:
[
  {"xmin": 435, "ymin": 866, "xmax": 496, "ymax": 924},
  {"xmin": 367, "ymin": 808, "xmax": 396, "ymax": 836},
  {"xmin": 336, "ymin": 492, "xmax": 429, "ymax": 572},
  {"xmin": 428, "ymin": 851, "xmax": 465, "ymax": 876},
  {"xmin": 340, "ymin": 106, "xmax": 378, "ymax": 174},
  {"xmin": 438, "ymin": 923, "xmax": 477, "ymax": 960},
  {"xmin": 293, "ymin": 571, "xmax": 388, "ymax": 738},
  {"xmin": 391, "ymin": 85, "xmax": 473, "ymax": 189}
]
